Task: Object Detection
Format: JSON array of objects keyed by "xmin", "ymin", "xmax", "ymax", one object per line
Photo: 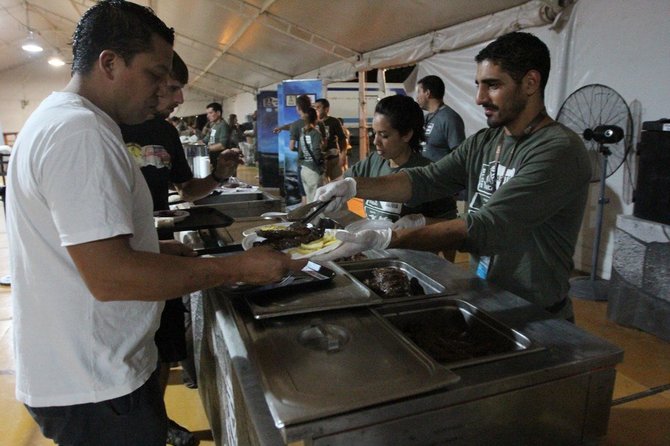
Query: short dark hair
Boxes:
[
  {"xmin": 296, "ymin": 94, "xmax": 312, "ymax": 113},
  {"xmin": 475, "ymin": 32, "xmax": 550, "ymax": 97},
  {"xmin": 207, "ymin": 102, "xmax": 222, "ymax": 113},
  {"xmin": 71, "ymin": 0, "xmax": 174, "ymax": 75},
  {"xmin": 315, "ymin": 98, "xmax": 330, "ymax": 109},
  {"xmin": 171, "ymin": 51, "xmax": 188, "ymax": 85},
  {"xmin": 417, "ymin": 75, "xmax": 445, "ymax": 100},
  {"xmin": 375, "ymin": 95, "xmax": 425, "ymax": 152}
]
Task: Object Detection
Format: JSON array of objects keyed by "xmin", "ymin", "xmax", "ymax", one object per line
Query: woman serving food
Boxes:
[{"xmin": 345, "ymin": 94, "xmax": 458, "ymax": 227}]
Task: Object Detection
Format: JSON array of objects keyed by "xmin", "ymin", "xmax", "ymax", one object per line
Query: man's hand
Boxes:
[
  {"xmin": 313, "ymin": 228, "xmax": 391, "ymax": 261},
  {"xmin": 392, "ymin": 214, "xmax": 426, "ymax": 230},
  {"xmin": 313, "ymin": 177, "xmax": 356, "ymax": 213},
  {"xmin": 215, "ymin": 148, "xmax": 244, "ymax": 178},
  {"xmin": 234, "ymin": 246, "xmax": 307, "ymax": 285},
  {"xmin": 159, "ymin": 240, "xmax": 198, "ymax": 257},
  {"xmin": 272, "ymin": 127, "xmax": 282, "ymax": 134}
]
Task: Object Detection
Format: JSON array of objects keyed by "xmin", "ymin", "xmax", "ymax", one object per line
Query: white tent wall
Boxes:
[
  {"xmin": 0, "ymin": 58, "xmax": 70, "ymax": 135},
  {"xmin": 413, "ymin": 0, "xmax": 670, "ymax": 279}
]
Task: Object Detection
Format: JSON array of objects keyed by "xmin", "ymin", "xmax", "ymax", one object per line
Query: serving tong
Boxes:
[{"xmin": 286, "ymin": 198, "xmax": 334, "ymax": 224}]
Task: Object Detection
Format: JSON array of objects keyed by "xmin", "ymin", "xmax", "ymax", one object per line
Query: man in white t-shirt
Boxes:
[{"xmin": 6, "ymin": 2, "xmax": 304, "ymax": 445}]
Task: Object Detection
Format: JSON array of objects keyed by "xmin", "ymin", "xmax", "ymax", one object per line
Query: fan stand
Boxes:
[{"xmin": 569, "ymin": 143, "xmax": 610, "ymax": 301}]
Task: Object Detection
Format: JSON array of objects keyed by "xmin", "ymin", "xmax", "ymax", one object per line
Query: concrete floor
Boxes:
[{"xmin": 1, "ymin": 166, "xmax": 669, "ymax": 445}]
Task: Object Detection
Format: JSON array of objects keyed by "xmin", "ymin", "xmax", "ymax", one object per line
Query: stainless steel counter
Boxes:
[{"xmin": 192, "ymin": 249, "xmax": 623, "ymax": 446}]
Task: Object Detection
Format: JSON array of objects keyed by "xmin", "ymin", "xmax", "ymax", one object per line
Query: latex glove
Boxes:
[
  {"xmin": 313, "ymin": 177, "xmax": 357, "ymax": 213},
  {"xmin": 313, "ymin": 228, "xmax": 392, "ymax": 262},
  {"xmin": 392, "ymin": 214, "xmax": 426, "ymax": 230}
]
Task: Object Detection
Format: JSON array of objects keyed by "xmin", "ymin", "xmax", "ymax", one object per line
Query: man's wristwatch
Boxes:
[{"xmin": 210, "ymin": 172, "xmax": 228, "ymax": 184}]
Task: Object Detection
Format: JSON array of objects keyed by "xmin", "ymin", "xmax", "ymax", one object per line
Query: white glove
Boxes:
[
  {"xmin": 392, "ymin": 214, "xmax": 426, "ymax": 230},
  {"xmin": 313, "ymin": 228, "xmax": 392, "ymax": 262},
  {"xmin": 313, "ymin": 177, "xmax": 357, "ymax": 213}
]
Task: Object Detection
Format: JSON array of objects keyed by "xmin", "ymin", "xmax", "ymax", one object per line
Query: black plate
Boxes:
[{"xmin": 225, "ymin": 261, "xmax": 335, "ymax": 297}]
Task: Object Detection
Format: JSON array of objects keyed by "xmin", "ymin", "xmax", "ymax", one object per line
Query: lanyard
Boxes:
[
  {"xmin": 490, "ymin": 109, "xmax": 546, "ymax": 192},
  {"xmin": 425, "ymin": 104, "xmax": 446, "ymax": 127}
]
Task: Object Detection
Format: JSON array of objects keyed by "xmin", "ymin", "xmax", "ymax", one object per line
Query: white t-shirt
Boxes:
[{"xmin": 7, "ymin": 92, "xmax": 162, "ymax": 407}]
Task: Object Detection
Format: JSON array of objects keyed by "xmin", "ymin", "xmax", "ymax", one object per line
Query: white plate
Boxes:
[
  {"xmin": 242, "ymin": 229, "xmax": 343, "ymax": 260},
  {"xmin": 344, "ymin": 218, "xmax": 394, "ymax": 233},
  {"xmin": 153, "ymin": 209, "xmax": 190, "ymax": 223},
  {"xmin": 241, "ymin": 221, "xmax": 295, "ymax": 237},
  {"xmin": 218, "ymin": 185, "xmax": 258, "ymax": 193}
]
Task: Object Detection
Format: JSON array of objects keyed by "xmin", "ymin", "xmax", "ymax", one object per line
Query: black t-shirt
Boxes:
[
  {"xmin": 321, "ymin": 116, "xmax": 347, "ymax": 152},
  {"xmin": 120, "ymin": 118, "xmax": 193, "ymax": 211}
]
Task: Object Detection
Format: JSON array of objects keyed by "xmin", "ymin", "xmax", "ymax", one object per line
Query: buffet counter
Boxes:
[{"xmin": 191, "ymin": 249, "xmax": 623, "ymax": 446}]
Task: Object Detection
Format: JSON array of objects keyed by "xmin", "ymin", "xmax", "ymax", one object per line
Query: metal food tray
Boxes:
[
  {"xmin": 236, "ymin": 305, "xmax": 461, "ymax": 427},
  {"xmin": 338, "ymin": 258, "xmax": 456, "ymax": 303},
  {"xmin": 244, "ymin": 262, "xmax": 383, "ymax": 319},
  {"xmin": 374, "ymin": 298, "xmax": 544, "ymax": 369}
]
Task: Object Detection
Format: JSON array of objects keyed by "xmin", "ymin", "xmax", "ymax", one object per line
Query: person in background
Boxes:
[
  {"xmin": 201, "ymin": 102, "xmax": 231, "ymax": 166},
  {"xmin": 293, "ymin": 107, "xmax": 326, "ymax": 202},
  {"xmin": 274, "ymin": 94, "xmax": 324, "ymax": 202},
  {"xmin": 314, "ymin": 98, "xmax": 347, "ymax": 181},
  {"xmin": 240, "ymin": 110, "xmax": 257, "ymax": 165},
  {"xmin": 344, "ymin": 95, "xmax": 457, "ymax": 257},
  {"xmin": 123, "ymin": 55, "xmax": 233, "ymax": 212},
  {"xmin": 313, "ymin": 32, "xmax": 590, "ymax": 322},
  {"xmin": 416, "ymin": 75, "xmax": 465, "ymax": 162},
  {"xmin": 120, "ymin": 52, "xmax": 230, "ymax": 446},
  {"xmin": 192, "ymin": 113, "xmax": 208, "ymax": 140},
  {"xmin": 228, "ymin": 113, "xmax": 244, "ymax": 149},
  {"xmin": 337, "ymin": 116, "xmax": 352, "ymax": 171},
  {"xmin": 6, "ymin": 2, "xmax": 305, "ymax": 445}
]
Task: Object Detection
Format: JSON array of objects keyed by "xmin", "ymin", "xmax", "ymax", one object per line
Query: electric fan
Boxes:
[{"xmin": 555, "ymin": 84, "xmax": 633, "ymax": 300}]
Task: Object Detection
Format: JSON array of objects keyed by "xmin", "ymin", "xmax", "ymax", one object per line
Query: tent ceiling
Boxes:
[{"xmin": 0, "ymin": 0, "xmax": 530, "ymax": 98}]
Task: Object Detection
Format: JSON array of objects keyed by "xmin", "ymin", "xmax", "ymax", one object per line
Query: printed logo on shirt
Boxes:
[
  {"xmin": 126, "ymin": 143, "xmax": 172, "ymax": 170},
  {"xmin": 469, "ymin": 160, "xmax": 516, "ymax": 213},
  {"xmin": 364, "ymin": 200, "xmax": 402, "ymax": 221},
  {"xmin": 425, "ymin": 122, "xmax": 435, "ymax": 136},
  {"xmin": 301, "ymin": 134, "xmax": 314, "ymax": 161}
]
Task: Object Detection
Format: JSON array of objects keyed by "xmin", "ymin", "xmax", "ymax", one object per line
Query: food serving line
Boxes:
[{"xmin": 174, "ymin": 191, "xmax": 623, "ymax": 446}]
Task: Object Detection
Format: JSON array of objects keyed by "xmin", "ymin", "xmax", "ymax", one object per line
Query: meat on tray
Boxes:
[
  {"xmin": 364, "ymin": 267, "xmax": 425, "ymax": 298},
  {"xmin": 254, "ymin": 223, "xmax": 324, "ymax": 250}
]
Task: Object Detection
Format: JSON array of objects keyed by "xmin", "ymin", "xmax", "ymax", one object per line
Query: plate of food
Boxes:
[
  {"xmin": 153, "ymin": 209, "xmax": 190, "ymax": 223},
  {"xmin": 241, "ymin": 221, "xmax": 296, "ymax": 237},
  {"xmin": 242, "ymin": 223, "xmax": 342, "ymax": 260}
]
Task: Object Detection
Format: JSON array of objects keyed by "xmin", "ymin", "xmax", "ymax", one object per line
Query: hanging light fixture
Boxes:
[
  {"xmin": 21, "ymin": 1, "xmax": 43, "ymax": 53},
  {"xmin": 48, "ymin": 54, "xmax": 65, "ymax": 66},
  {"xmin": 22, "ymin": 31, "xmax": 43, "ymax": 53}
]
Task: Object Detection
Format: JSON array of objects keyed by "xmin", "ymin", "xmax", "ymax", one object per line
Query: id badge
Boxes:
[{"xmin": 476, "ymin": 256, "xmax": 491, "ymax": 279}]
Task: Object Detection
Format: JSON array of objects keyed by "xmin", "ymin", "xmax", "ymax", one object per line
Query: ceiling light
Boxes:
[
  {"xmin": 21, "ymin": 31, "xmax": 43, "ymax": 53},
  {"xmin": 48, "ymin": 55, "xmax": 65, "ymax": 67}
]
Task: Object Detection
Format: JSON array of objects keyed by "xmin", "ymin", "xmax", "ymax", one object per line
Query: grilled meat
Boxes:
[{"xmin": 254, "ymin": 223, "xmax": 324, "ymax": 250}]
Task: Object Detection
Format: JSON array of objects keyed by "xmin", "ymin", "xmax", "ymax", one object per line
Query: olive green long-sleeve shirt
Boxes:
[{"xmin": 405, "ymin": 123, "xmax": 590, "ymax": 319}]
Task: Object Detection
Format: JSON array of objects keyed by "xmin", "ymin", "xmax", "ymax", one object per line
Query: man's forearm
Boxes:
[
  {"xmin": 354, "ymin": 171, "xmax": 413, "ymax": 202},
  {"xmin": 67, "ymin": 237, "xmax": 248, "ymax": 302},
  {"xmin": 390, "ymin": 218, "xmax": 468, "ymax": 252},
  {"xmin": 176, "ymin": 176, "xmax": 220, "ymax": 202},
  {"xmin": 67, "ymin": 237, "xmax": 300, "ymax": 302}
]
